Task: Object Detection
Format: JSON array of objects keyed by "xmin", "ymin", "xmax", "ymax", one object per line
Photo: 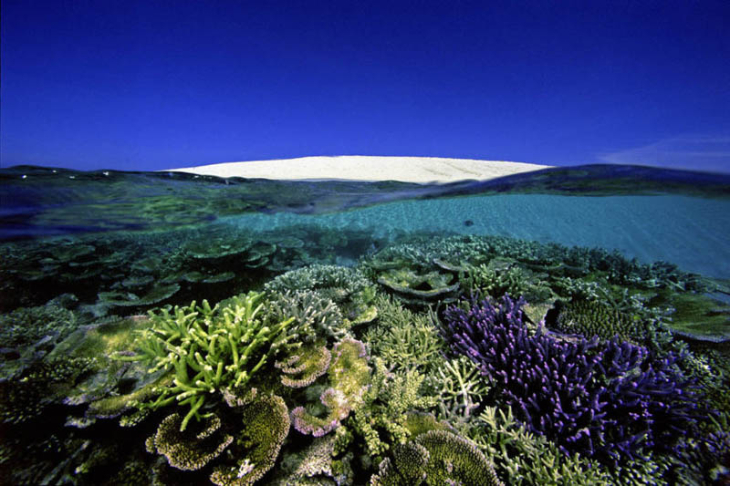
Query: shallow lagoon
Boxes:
[{"xmin": 1, "ymin": 164, "xmax": 729, "ymax": 485}]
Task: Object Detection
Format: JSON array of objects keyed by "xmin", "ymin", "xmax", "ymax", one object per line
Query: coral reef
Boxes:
[
  {"xmin": 265, "ymin": 265, "xmax": 371, "ymax": 303},
  {"xmin": 276, "ymin": 343, "xmax": 332, "ymax": 388},
  {"xmin": 266, "ymin": 265, "xmax": 378, "ymax": 328},
  {"xmin": 544, "ymin": 298, "xmax": 660, "ymax": 344},
  {"xmin": 424, "ymin": 356, "xmax": 490, "ymax": 426},
  {"xmin": 210, "ymin": 394, "xmax": 291, "ymax": 486},
  {"xmin": 442, "ymin": 294, "xmax": 702, "ymax": 464},
  {"xmin": 469, "ymin": 406, "xmax": 610, "ymax": 485},
  {"xmin": 0, "ymin": 357, "xmax": 95, "ymax": 424},
  {"xmin": 275, "ymin": 434, "xmax": 353, "ymax": 485},
  {"xmin": 129, "ymin": 292, "xmax": 294, "ymax": 430},
  {"xmin": 147, "ymin": 412, "xmax": 233, "ymax": 471},
  {"xmin": 291, "ymin": 338, "xmax": 370, "ymax": 437},
  {"xmin": 363, "ymin": 294, "xmax": 444, "ymax": 373},
  {"xmin": 651, "ymin": 290, "xmax": 730, "ymax": 343},
  {"xmin": 351, "ymin": 359, "xmax": 437, "ymax": 458},
  {"xmin": 268, "ymin": 290, "xmax": 347, "ymax": 343},
  {"xmin": 97, "ymin": 283, "xmax": 181, "ymax": 308},
  {"xmin": 371, "ymin": 430, "xmax": 503, "ymax": 486},
  {"xmin": 461, "ymin": 260, "xmax": 554, "ymax": 302},
  {"xmin": 376, "ymin": 268, "xmax": 460, "ymax": 304},
  {"xmin": 1, "ymin": 229, "xmax": 726, "ymax": 485}
]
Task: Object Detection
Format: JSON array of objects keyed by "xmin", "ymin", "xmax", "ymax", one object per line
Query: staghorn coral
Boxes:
[
  {"xmin": 268, "ymin": 290, "xmax": 347, "ymax": 343},
  {"xmin": 265, "ymin": 265, "xmax": 378, "ymax": 327},
  {"xmin": 210, "ymin": 394, "xmax": 290, "ymax": 486},
  {"xmin": 363, "ymin": 294, "xmax": 444, "ymax": 373},
  {"xmin": 147, "ymin": 412, "xmax": 233, "ymax": 471},
  {"xmin": 469, "ymin": 406, "xmax": 611, "ymax": 486},
  {"xmin": 276, "ymin": 343, "xmax": 332, "ymax": 388},
  {"xmin": 371, "ymin": 430, "xmax": 503, "ymax": 486},
  {"xmin": 291, "ymin": 338, "xmax": 370, "ymax": 437},
  {"xmin": 265, "ymin": 265, "xmax": 371, "ymax": 303},
  {"xmin": 424, "ymin": 356, "xmax": 490, "ymax": 426},
  {"xmin": 126, "ymin": 291, "xmax": 294, "ymax": 431},
  {"xmin": 351, "ymin": 358, "xmax": 437, "ymax": 458},
  {"xmin": 442, "ymin": 294, "xmax": 702, "ymax": 465}
]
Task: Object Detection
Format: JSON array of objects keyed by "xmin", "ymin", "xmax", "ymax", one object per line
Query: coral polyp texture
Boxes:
[
  {"xmin": 371, "ymin": 429, "xmax": 503, "ymax": 486},
  {"xmin": 275, "ymin": 343, "xmax": 332, "ymax": 388},
  {"xmin": 441, "ymin": 294, "xmax": 703, "ymax": 465},
  {"xmin": 291, "ymin": 338, "xmax": 371, "ymax": 437},
  {"xmin": 146, "ymin": 412, "xmax": 233, "ymax": 471},
  {"xmin": 210, "ymin": 394, "xmax": 291, "ymax": 486},
  {"xmin": 127, "ymin": 291, "xmax": 294, "ymax": 430}
]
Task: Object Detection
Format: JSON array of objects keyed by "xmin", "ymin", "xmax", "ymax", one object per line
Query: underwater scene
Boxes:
[{"xmin": 2, "ymin": 164, "xmax": 730, "ymax": 486}]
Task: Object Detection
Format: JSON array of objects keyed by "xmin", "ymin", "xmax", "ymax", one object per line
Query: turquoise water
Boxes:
[
  {"xmin": 233, "ymin": 194, "xmax": 730, "ymax": 279},
  {"xmin": 1, "ymin": 164, "xmax": 729, "ymax": 485}
]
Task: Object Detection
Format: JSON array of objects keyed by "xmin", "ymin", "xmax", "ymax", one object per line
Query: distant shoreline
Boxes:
[{"xmin": 167, "ymin": 156, "xmax": 552, "ymax": 184}]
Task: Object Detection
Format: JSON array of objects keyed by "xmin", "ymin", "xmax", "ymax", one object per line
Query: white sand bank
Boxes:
[{"xmin": 168, "ymin": 156, "xmax": 551, "ymax": 183}]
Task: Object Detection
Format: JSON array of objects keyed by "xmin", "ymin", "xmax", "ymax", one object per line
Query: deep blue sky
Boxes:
[{"xmin": 2, "ymin": 0, "xmax": 729, "ymax": 173}]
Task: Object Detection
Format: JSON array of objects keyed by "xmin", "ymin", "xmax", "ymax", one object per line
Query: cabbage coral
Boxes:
[
  {"xmin": 371, "ymin": 430, "xmax": 503, "ymax": 486},
  {"xmin": 291, "ymin": 338, "xmax": 371, "ymax": 437},
  {"xmin": 210, "ymin": 394, "xmax": 290, "ymax": 486},
  {"xmin": 146, "ymin": 412, "xmax": 233, "ymax": 471}
]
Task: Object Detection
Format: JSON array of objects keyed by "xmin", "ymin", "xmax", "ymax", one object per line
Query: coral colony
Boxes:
[
  {"xmin": 441, "ymin": 294, "xmax": 701, "ymax": 465},
  {"xmin": 1, "ymin": 233, "xmax": 729, "ymax": 484}
]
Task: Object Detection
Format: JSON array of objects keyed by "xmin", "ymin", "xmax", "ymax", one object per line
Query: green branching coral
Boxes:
[
  {"xmin": 460, "ymin": 260, "xmax": 555, "ymax": 303},
  {"xmin": 461, "ymin": 263, "xmax": 529, "ymax": 299},
  {"xmin": 371, "ymin": 430, "xmax": 503, "ymax": 486},
  {"xmin": 146, "ymin": 412, "xmax": 233, "ymax": 471},
  {"xmin": 275, "ymin": 343, "xmax": 332, "ymax": 388},
  {"xmin": 268, "ymin": 290, "xmax": 347, "ymax": 342},
  {"xmin": 468, "ymin": 406, "xmax": 610, "ymax": 486},
  {"xmin": 424, "ymin": 356, "xmax": 490, "ymax": 426},
  {"xmin": 276, "ymin": 434, "xmax": 354, "ymax": 485},
  {"xmin": 265, "ymin": 265, "xmax": 378, "ymax": 326},
  {"xmin": 291, "ymin": 338, "xmax": 371, "ymax": 437},
  {"xmin": 265, "ymin": 265, "xmax": 371, "ymax": 303},
  {"xmin": 351, "ymin": 358, "xmax": 437, "ymax": 458},
  {"xmin": 126, "ymin": 291, "xmax": 294, "ymax": 431},
  {"xmin": 363, "ymin": 295, "xmax": 444, "ymax": 373},
  {"xmin": 210, "ymin": 394, "xmax": 291, "ymax": 486}
]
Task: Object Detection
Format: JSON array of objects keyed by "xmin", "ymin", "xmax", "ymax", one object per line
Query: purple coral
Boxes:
[{"xmin": 441, "ymin": 294, "xmax": 701, "ymax": 464}]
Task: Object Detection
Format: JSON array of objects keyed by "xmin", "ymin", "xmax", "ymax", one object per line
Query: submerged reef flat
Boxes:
[
  {"xmin": 1, "ymin": 227, "xmax": 730, "ymax": 486},
  {"xmin": 2, "ymin": 163, "xmax": 729, "ymax": 241}
]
